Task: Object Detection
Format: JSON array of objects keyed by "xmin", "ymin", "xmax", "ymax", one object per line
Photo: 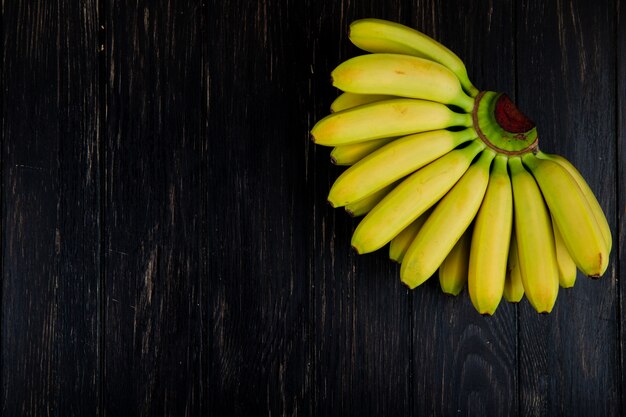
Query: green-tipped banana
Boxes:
[
  {"xmin": 345, "ymin": 182, "xmax": 397, "ymax": 217},
  {"xmin": 352, "ymin": 140, "xmax": 485, "ymax": 254},
  {"xmin": 349, "ymin": 18, "xmax": 478, "ymax": 96},
  {"xmin": 332, "ymin": 54, "xmax": 474, "ymax": 111},
  {"xmin": 522, "ymin": 153, "xmax": 608, "ymax": 277},
  {"xmin": 503, "ymin": 234, "xmax": 524, "ymax": 303},
  {"xmin": 389, "ymin": 211, "xmax": 430, "ymax": 263},
  {"xmin": 310, "ymin": 98, "xmax": 471, "ymax": 146},
  {"xmin": 553, "ymin": 217, "xmax": 577, "ymax": 288},
  {"xmin": 328, "ymin": 128, "xmax": 476, "ymax": 206},
  {"xmin": 439, "ymin": 228, "xmax": 471, "ymax": 296},
  {"xmin": 536, "ymin": 151, "xmax": 612, "ymax": 252},
  {"xmin": 509, "ymin": 157, "xmax": 559, "ymax": 313},
  {"xmin": 468, "ymin": 155, "xmax": 512, "ymax": 315},
  {"xmin": 330, "ymin": 92, "xmax": 395, "ymax": 113},
  {"xmin": 401, "ymin": 149, "xmax": 494, "ymax": 289},
  {"xmin": 330, "ymin": 137, "xmax": 396, "ymax": 166}
]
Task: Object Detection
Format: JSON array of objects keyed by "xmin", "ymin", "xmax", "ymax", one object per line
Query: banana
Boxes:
[
  {"xmin": 401, "ymin": 149, "xmax": 495, "ymax": 289},
  {"xmin": 439, "ymin": 228, "xmax": 471, "ymax": 296},
  {"xmin": 389, "ymin": 211, "xmax": 430, "ymax": 263},
  {"xmin": 348, "ymin": 18, "xmax": 478, "ymax": 97},
  {"xmin": 330, "ymin": 137, "xmax": 396, "ymax": 166},
  {"xmin": 509, "ymin": 156, "xmax": 559, "ymax": 313},
  {"xmin": 503, "ymin": 234, "xmax": 524, "ymax": 303},
  {"xmin": 330, "ymin": 92, "xmax": 395, "ymax": 113},
  {"xmin": 536, "ymin": 151, "xmax": 612, "ymax": 252},
  {"xmin": 352, "ymin": 140, "xmax": 485, "ymax": 254},
  {"xmin": 329, "ymin": 93, "xmax": 398, "ymax": 166},
  {"xmin": 345, "ymin": 182, "xmax": 397, "ymax": 217},
  {"xmin": 328, "ymin": 128, "xmax": 476, "ymax": 207},
  {"xmin": 522, "ymin": 153, "xmax": 608, "ymax": 277},
  {"xmin": 468, "ymin": 155, "xmax": 512, "ymax": 315},
  {"xmin": 305, "ymin": 17, "xmax": 614, "ymax": 315},
  {"xmin": 552, "ymin": 217, "xmax": 577, "ymax": 288},
  {"xmin": 332, "ymin": 54, "xmax": 474, "ymax": 111},
  {"xmin": 310, "ymin": 98, "xmax": 472, "ymax": 146}
]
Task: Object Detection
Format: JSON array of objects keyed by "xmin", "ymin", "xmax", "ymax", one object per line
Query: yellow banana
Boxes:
[
  {"xmin": 328, "ymin": 128, "xmax": 476, "ymax": 207},
  {"xmin": 352, "ymin": 140, "xmax": 485, "ymax": 254},
  {"xmin": 307, "ymin": 18, "xmax": 612, "ymax": 315},
  {"xmin": 439, "ymin": 228, "xmax": 471, "ymax": 296},
  {"xmin": 401, "ymin": 149, "xmax": 495, "ymax": 289},
  {"xmin": 348, "ymin": 18, "xmax": 478, "ymax": 97},
  {"xmin": 310, "ymin": 98, "xmax": 472, "ymax": 146},
  {"xmin": 552, "ymin": 217, "xmax": 577, "ymax": 288},
  {"xmin": 536, "ymin": 151, "xmax": 611, "ymax": 252},
  {"xmin": 344, "ymin": 182, "xmax": 397, "ymax": 217},
  {"xmin": 330, "ymin": 137, "xmax": 396, "ymax": 166},
  {"xmin": 503, "ymin": 234, "xmax": 524, "ymax": 303},
  {"xmin": 468, "ymin": 155, "xmax": 512, "ymax": 315},
  {"xmin": 509, "ymin": 157, "xmax": 559, "ymax": 313},
  {"xmin": 522, "ymin": 153, "xmax": 608, "ymax": 277},
  {"xmin": 329, "ymin": 94, "xmax": 397, "ymax": 166},
  {"xmin": 330, "ymin": 92, "xmax": 395, "ymax": 113},
  {"xmin": 389, "ymin": 211, "xmax": 430, "ymax": 263},
  {"xmin": 332, "ymin": 54, "xmax": 474, "ymax": 111}
]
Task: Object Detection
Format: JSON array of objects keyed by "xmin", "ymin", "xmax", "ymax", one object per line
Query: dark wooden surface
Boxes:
[{"xmin": 1, "ymin": 1, "xmax": 623, "ymax": 416}]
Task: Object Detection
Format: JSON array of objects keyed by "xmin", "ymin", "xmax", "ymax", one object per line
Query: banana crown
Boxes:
[{"xmin": 310, "ymin": 18, "xmax": 611, "ymax": 315}]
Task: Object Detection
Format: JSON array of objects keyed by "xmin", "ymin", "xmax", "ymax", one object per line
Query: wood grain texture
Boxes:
[
  {"xmin": 207, "ymin": 0, "xmax": 312, "ymax": 415},
  {"xmin": 618, "ymin": 0, "xmax": 626, "ymax": 411},
  {"xmin": 104, "ymin": 1, "xmax": 208, "ymax": 415},
  {"xmin": 407, "ymin": 2, "xmax": 519, "ymax": 417},
  {"xmin": 516, "ymin": 1, "xmax": 619, "ymax": 416},
  {"xmin": 1, "ymin": 1, "xmax": 101, "ymax": 416},
  {"xmin": 0, "ymin": 1, "xmax": 622, "ymax": 416}
]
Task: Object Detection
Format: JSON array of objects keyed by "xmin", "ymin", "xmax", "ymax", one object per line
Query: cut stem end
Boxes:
[{"xmin": 472, "ymin": 91, "xmax": 539, "ymax": 156}]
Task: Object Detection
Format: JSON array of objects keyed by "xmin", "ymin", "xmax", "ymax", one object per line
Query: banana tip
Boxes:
[
  {"xmin": 309, "ymin": 132, "xmax": 316, "ymax": 143},
  {"xmin": 345, "ymin": 208, "xmax": 355, "ymax": 217},
  {"xmin": 330, "ymin": 155, "xmax": 338, "ymax": 165},
  {"xmin": 351, "ymin": 245, "xmax": 362, "ymax": 255},
  {"xmin": 441, "ymin": 287, "xmax": 462, "ymax": 296},
  {"xmin": 400, "ymin": 278, "xmax": 417, "ymax": 290}
]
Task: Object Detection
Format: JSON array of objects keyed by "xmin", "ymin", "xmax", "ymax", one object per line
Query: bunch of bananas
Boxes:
[{"xmin": 311, "ymin": 18, "xmax": 611, "ymax": 315}]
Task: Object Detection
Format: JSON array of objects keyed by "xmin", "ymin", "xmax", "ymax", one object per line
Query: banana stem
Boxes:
[{"xmin": 472, "ymin": 91, "xmax": 538, "ymax": 155}]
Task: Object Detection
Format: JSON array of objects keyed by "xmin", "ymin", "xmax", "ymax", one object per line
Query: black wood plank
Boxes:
[
  {"xmin": 309, "ymin": 4, "xmax": 412, "ymax": 416},
  {"xmin": 207, "ymin": 0, "xmax": 312, "ymax": 415},
  {"xmin": 1, "ymin": 1, "xmax": 101, "ymax": 416},
  {"xmin": 408, "ymin": 2, "xmax": 519, "ymax": 416},
  {"xmin": 104, "ymin": 1, "xmax": 207, "ymax": 415},
  {"xmin": 618, "ymin": 0, "xmax": 626, "ymax": 411},
  {"xmin": 516, "ymin": 1, "xmax": 619, "ymax": 416}
]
